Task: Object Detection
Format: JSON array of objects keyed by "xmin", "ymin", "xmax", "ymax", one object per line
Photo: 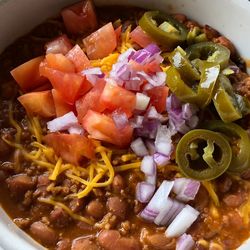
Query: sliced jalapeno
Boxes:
[
  {"xmin": 186, "ymin": 41, "xmax": 230, "ymax": 69},
  {"xmin": 139, "ymin": 11, "xmax": 188, "ymax": 49},
  {"xmin": 168, "ymin": 46, "xmax": 200, "ymax": 82},
  {"xmin": 176, "ymin": 129, "xmax": 232, "ymax": 180},
  {"xmin": 205, "ymin": 121, "xmax": 250, "ymax": 174},
  {"xmin": 213, "ymin": 74, "xmax": 242, "ymax": 123},
  {"xmin": 166, "ymin": 61, "xmax": 220, "ymax": 108}
]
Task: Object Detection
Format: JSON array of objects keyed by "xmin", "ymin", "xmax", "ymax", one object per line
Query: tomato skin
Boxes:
[
  {"xmin": 100, "ymin": 81, "xmax": 136, "ymax": 117},
  {"xmin": 146, "ymin": 86, "xmax": 169, "ymax": 113},
  {"xmin": 18, "ymin": 90, "xmax": 55, "ymax": 118},
  {"xmin": 46, "ymin": 53, "xmax": 75, "ymax": 73},
  {"xmin": 11, "ymin": 56, "xmax": 47, "ymax": 91},
  {"xmin": 130, "ymin": 26, "xmax": 155, "ymax": 48},
  {"xmin": 45, "ymin": 35, "xmax": 73, "ymax": 55},
  {"xmin": 61, "ymin": 0, "xmax": 97, "ymax": 35},
  {"xmin": 76, "ymin": 79, "xmax": 106, "ymax": 122},
  {"xmin": 82, "ymin": 110, "xmax": 133, "ymax": 147},
  {"xmin": 40, "ymin": 64, "xmax": 92, "ymax": 105},
  {"xmin": 44, "ymin": 133, "xmax": 95, "ymax": 165},
  {"xmin": 66, "ymin": 45, "xmax": 91, "ymax": 72},
  {"xmin": 52, "ymin": 89, "xmax": 73, "ymax": 117},
  {"xmin": 83, "ymin": 22, "xmax": 117, "ymax": 60}
]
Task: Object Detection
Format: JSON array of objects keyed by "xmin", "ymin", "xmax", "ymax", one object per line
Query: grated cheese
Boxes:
[{"xmin": 202, "ymin": 181, "xmax": 220, "ymax": 207}]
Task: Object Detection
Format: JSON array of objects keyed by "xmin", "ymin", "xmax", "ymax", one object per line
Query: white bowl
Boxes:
[{"xmin": 0, "ymin": 0, "xmax": 250, "ymax": 249}]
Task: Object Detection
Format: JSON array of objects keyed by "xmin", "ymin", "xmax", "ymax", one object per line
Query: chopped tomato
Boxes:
[
  {"xmin": 52, "ymin": 89, "xmax": 73, "ymax": 117},
  {"xmin": 46, "ymin": 53, "xmax": 75, "ymax": 73},
  {"xmin": 32, "ymin": 82, "xmax": 52, "ymax": 92},
  {"xmin": 66, "ymin": 45, "xmax": 91, "ymax": 72},
  {"xmin": 115, "ymin": 25, "xmax": 122, "ymax": 42},
  {"xmin": 18, "ymin": 90, "xmax": 55, "ymax": 118},
  {"xmin": 146, "ymin": 86, "xmax": 169, "ymax": 113},
  {"xmin": 10, "ymin": 56, "xmax": 47, "ymax": 91},
  {"xmin": 61, "ymin": 0, "xmax": 97, "ymax": 35},
  {"xmin": 40, "ymin": 64, "xmax": 92, "ymax": 105},
  {"xmin": 83, "ymin": 22, "xmax": 117, "ymax": 60},
  {"xmin": 143, "ymin": 60, "xmax": 162, "ymax": 73},
  {"xmin": 76, "ymin": 79, "xmax": 106, "ymax": 122},
  {"xmin": 130, "ymin": 26, "xmax": 155, "ymax": 48},
  {"xmin": 43, "ymin": 133, "xmax": 95, "ymax": 165},
  {"xmin": 45, "ymin": 35, "xmax": 73, "ymax": 55},
  {"xmin": 100, "ymin": 81, "xmax": 136, "ymax": 117},
  {"xmin": 82, "ymin": 110, "xmax": 133, "ymax": 147}
]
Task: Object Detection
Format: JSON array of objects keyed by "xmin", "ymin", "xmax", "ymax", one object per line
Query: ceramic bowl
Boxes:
[{"xmin": 0, "ymin": 0, "xmax": 250, "ymax": 249}]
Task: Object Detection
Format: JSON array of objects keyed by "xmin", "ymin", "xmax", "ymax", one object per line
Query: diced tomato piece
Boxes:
[
  {"xmin": 76, "ymin": 79, "xmax": 106, "ymax": 122},
  {"xmin": 83, "ymin": 22, "xmax": 117, "ymax": 60},
  {"xmin": 61, "ymin": 0, "xmax": 97, "ymax": 35},
  {"xmin": 43, "ymin": 133, "xmax": 95, "ymax": 165},
  {"xmin": 130, "ymin": 26, "xmax": 155, "ymax": 48},
  {"xmin": 46, "ymin": 53, "xmax": 75, "ymax": 73},
  {"xmin": 10, "ymin": 56, "xmax": 47, "ymax": 91},
  {"xmin": 40, "ymin": 65, "xmax": 92, "ymax": 105},
  {"xmin": 115, "ymin": 25, "xmax": 122, "ymax": 42},
  {"xmin": 52, "ymin": 89, "xmax": 73, "ymax": 117},
  {"xmin": 18, "ymin": 90, "xmax": 55, "ymax": 118},
  {"xmin": 143, "ymin": 60, "xmax": 162, "ymax": 73},
  {"xmin": 100, "ymin": 81, "xmax": 136, "ymax": 117},
  {"xmin": 82, "ymin": 110, "xmax": 133, "ymax": 147},
  {"xmin": 146, "ymin": 86, "xmax": 169, "ymax": 113},
  {"xmin": 45, "ymin": 35, "xmax": 73, "ymax": 55},
  {"xmin": 66, "ymin": 45, "xmax": 91, "ymax": 72}
]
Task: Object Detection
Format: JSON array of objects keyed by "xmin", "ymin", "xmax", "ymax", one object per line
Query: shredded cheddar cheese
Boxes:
[{"xmin": 202, "ymin": 181, "xmax": 220, "ymax": 207}]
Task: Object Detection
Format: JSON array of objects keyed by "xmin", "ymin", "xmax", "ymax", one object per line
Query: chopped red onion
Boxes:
[
  {"xmin": 147, "ymin": 106, "xmax": 162, "ymax": 120},
  {"xmin": 165, "ymin": 205, "xmax": 200, "ymax": 238},
  {"xmin": 146, "ymin": 174, "xmax": 157, "ymax": 186},
  {"xmin": 136, "ymin": 182, "xmax": 155, "ymax": 203},
  {"xmin": 153, "ymin": 153, "xmax": 170, "ymax": 166},
  {"xmin": 155, "ymin": 125, "xmax": 175, "ymax": 156},
  {"xmin": 130, "ymin": 115, "xmax": 144, "ymax": 128},
  {"xmin": 140, "ymin": 181, "xmax": 174, "ymax": 222},
  {"xmin": 112, "ymin": 110, "xmax": 129, "ymax": 130},
  {"xmin": 176, "ymin": 234, "xmax": 195, "ymax": 250},
  {"xmin": 135, "ymin": 119, "xmax": 160, "ymax": 139},
  {"xmin": 155, "ymin": 198, "xmax": 184, "ymax": 226},
  {"xmin": 68, "ymin": 125, "xmax": 84, "ymax": 135},
  {"xmin": 141, "ymin": 156, "xmax": 156, "ymax": 176},
  {"xmin": 137, "ymin": 71, "xmax": 166, "ymax": 87},
  {"xmin": 47, "ymin": 112, "xmax": 78, "ymax": 132},
  {"xmin": 229, "ymin": 65, "xmax": 240, "ymax": 74},
  {"xmin": 173, "ymin": 178, "xmax": 200, "ymax": 202},
  {"xmin": 130, "ymin": 138, "xmax": 148, "ymax": 157},
  {"xmin": 135, "ymin": 93, "xmax": 150, "ymax": 111},
  {"xmin": 145, "ymin": 140, "xmax": 156, "ymax": 155},
  {"xmin": 81, "ymin": 67, "xmax": 104, "ymax": 85},
  {"xmin": 145, "ymin": 44, "xmax": 161, "ymax": 54},
  {"xmin": 167, "ymin": 94, "xmax": 199, "ymax": 134}
]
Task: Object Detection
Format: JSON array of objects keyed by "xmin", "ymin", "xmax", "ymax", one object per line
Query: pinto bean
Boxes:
[
  {"xmin": 50, "ymin": 207, "xmax": 71, "ymax": 228},
  {"xmin": 203, "ymin": 25, "xmax": 220, "ymax": 40},
  {"xmin": 86, "ymin": 200, "xmax": 105, "ymax": 219},
  {"xmin": 172, "ymin": 13, "xmax": 187, "ymax": 23},
  {"xmin": 107, "ymin": 197, "xmax": 127, "ymax": 219},
  {"xmin": 30, "ymin": 221, "xmax": 58, "ymax": 246},
  {"xmin": 223, "ymin": 194, "xmax": 244, "ymax": 207},
  {"xmin": 213, "ymin": 36, "xmax": 236, "ymax": 55},
  {"xmin": 112, "ymin": 175, "xmax": 125, "ymax": 193},
  {"xmin": 0, "ymin": 137, "xmax": 11, "ymax": 157},
  {"xmin": 98, "ymin": 230, "xmax": 141, "ymax": 250},
  {"xmin": 216, "ymin": 175, "xmax": 232, "ymax": 193},
  {"xmin": 145, "ymin": 233, "xmax": 176, "ymax": 250},
  {"xmin": 56, "ymin": 238, "xmax": 71, "ymax": 250},
  {"xmin": 71, "ymin": 237, "xmax": 98, "ymax": 250},
  {"xmin": 6, "ymin": 174, "xmax": 35, "ymax": 197},
  {"xmin": 69, "ymin": 198, "xmax": 84, "ymax": 213},
  {"xmin": 193, "ymin": 186, "xmax": 209, "ymax": 211},
  {"xmin": 234, "ymin": 77, "xmax": 250, "ymax": 99}
]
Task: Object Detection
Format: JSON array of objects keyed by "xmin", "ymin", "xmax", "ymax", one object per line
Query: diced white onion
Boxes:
[
  {"xmin": 136, "ymin": 182, "xmax": 155, "ymax": 203},
  {"xmin": 141, "ymin": 156, "xmax": 156, "ymax": 176},
  {"xmin": 135, "ymin": 93, "xmax": 150, "ymax": 111},
  {"xmin": 165, "ymin": 205, "xmax": 200, "ymax": 238},
  {"xmin": 176, "ymin": 233, "xmax": 195, "ymax": 250},
  {"xmin": 130, "ymin": 138, "xmax": 148, "ymax": 157}
]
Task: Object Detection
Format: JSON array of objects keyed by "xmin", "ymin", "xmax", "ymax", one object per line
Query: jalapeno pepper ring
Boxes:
[{"xmin": 176, "ymin": 129, "xmax": 232, "ymax": 180}]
